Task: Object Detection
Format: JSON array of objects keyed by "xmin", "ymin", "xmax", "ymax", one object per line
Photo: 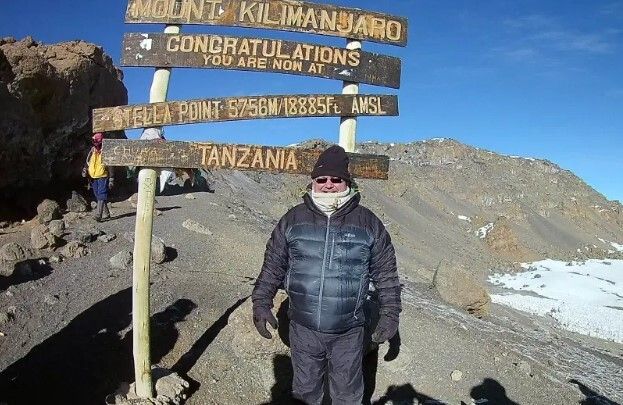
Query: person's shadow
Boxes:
[
  {"xmin": 468, "ymin": 378, "xmax": 520, "ymax": 405},
  {"xmin": 0, "ymin": 288, "xmax": 196, "ymax": 404},
  {"xmin": 570, "ymin": 379, "xmax": 621, "ymax": 405}
]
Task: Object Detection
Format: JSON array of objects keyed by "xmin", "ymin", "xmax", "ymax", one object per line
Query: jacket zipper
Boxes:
[
  {"xmin": 285, "ymin": 267, "xmax": 291, "ymax": 293},
  {"xmin": 317, "ymin": 215, "xmax": 331, "ymax": 330},
  {"xmin": 353, "ymin": 274, "xmax": 366, "ymax": 319}
]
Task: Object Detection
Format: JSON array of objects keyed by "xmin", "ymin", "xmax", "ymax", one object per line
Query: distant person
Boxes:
[
  {"xmin": 252, "ymin": 145, "xmax": 402, "ymax": 405},
  {"xmin": 82, "ymin": 132, "xmax": 113, "ymax": 222}
]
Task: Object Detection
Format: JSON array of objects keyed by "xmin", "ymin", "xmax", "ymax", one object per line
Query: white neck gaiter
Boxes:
[{"xmin": 311, "ymin": 187, "xmax": 356, "ymax": 216}]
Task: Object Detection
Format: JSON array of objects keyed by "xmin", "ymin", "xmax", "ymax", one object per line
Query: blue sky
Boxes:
[{"xmin": 2, "ymin": 1, "xmax": 622, "ymax": 201}]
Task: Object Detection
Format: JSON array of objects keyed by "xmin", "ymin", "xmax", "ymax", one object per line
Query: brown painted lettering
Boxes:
[
  {"xmin": 207, "ymin": 146, "xmax": 221, "ymax": 166},
  {"xmin": 237, "ymin": 147, "xmax": 251, "ymax": 167},
  {"xmin": 250, "ymin": 149, "xmax": 264, "ymax": 168},
  {"xmin": 285, "ymin": 151, "xmax": 297, "ymax": 170}
]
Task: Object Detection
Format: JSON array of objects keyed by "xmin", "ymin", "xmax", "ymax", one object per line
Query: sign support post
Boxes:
[
  {"xmin": 132, "ymin": 23, "xmax": 180, "ymax": 399},
  {"xmin": 339, "ymin": 39, "xmax": 361, "ymax": 153}
]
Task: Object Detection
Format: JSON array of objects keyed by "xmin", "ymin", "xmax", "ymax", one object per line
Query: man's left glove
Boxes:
[
  {"xmin": 253, "ymin": 306, "xmax": 278, "ymax": 339},
  {"xmin": 108, "ymin": 178, "xmax": 114, "ymax": 189},
  {"xmin": 371, "ymin": 313, "xmax": 399, "ymax": 343}
]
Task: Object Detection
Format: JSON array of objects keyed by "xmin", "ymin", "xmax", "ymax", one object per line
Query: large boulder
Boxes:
[
  {"xmin": 433, "ymin": 260, "xmax": 491, "ymax": 317},
  {"xmin": 30, "ymin": 224, "xmax": 59, "ymax": 250},
  {"xmin": 0, "ymin": 242, "xmax": 29, "ymax": 262},
  {"xmin": 0, "ymin": 36, "xmax": 127, "ymax": 217},
  {"xmin": 66, "ymin": 191, "xmax": 89, "ymax": 213},
  {"xmin": 36, "ymin": 199, "xmax": 61, "ymax": 224}
]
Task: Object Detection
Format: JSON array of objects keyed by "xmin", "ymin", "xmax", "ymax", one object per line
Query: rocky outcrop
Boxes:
[
  {"xmin": 0, "ymin": 36, "xmax": 127, "ymax": 217},
  {"xmin": 432, "ymin": 260, "xmax": 491, "ymax": 317}
]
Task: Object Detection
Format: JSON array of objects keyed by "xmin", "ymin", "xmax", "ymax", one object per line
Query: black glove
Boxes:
[
  {"xmin": 253, "ymin": 306, "xmax": 278, "ymax": 339},
  {"xmin": 372, "ymin": 313, "xmax": 399, "ymax": 343}
]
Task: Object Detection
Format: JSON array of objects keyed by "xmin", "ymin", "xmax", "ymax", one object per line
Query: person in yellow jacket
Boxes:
[{"xmin": 82, "ymin": 132, "xmax": 114, "ymax": 222}]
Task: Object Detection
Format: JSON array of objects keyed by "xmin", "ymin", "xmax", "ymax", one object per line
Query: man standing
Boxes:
[
  {"xmin": 82, "ymin": 132, "xmax": 114, "ymax": 222},
  {"xmin": 252, "ymin": 145, "xmax": 401, "ymax": 404}
]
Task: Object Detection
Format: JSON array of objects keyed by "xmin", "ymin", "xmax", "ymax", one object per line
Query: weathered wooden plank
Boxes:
[
  {"xmin": 125, "ymin": 0, "xmax": 408, "ymax": 47},
  {"xmin": 102, "ymin": 139, "xmax": 389, "ymax": 179},
  {"xmin": 121, "ymin": 33, "xmax": 401, "ymax": 88},
  {"xmin": 93, "ymin": 94, "xmax": 398, "ymax": 132}
]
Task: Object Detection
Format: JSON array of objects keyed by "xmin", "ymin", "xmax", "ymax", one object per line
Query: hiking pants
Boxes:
[{"xmin": 289, "ymin": 321, "xmax": 364, "ymax": 405}]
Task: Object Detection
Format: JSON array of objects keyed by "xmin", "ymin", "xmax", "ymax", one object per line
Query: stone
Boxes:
[
  {"xmin": 0, "ymin": 263, "xmax": 12, "ymax": 277},
  {"xmin": 433, "ymin": 260, "xmax": 491, "ymax": 317},
  {"xmin": 30, "ymin": 224, "xmax": 59, "ymax": 249},
  {"xmin": 184, "ymin": 193, "xmax": 196, "ymax": 199},
  {"xmin": 62, "ymin": 212, "xmax": 83, "ymax": 223},
  {"xmin": 106, "ymin": 369, "xmax": 190, "ymax": 405},
  {"xmin": 36, "ymin": 199, "xmax": 61, "ymax": 224},
  {"xmin": 70, "ymin": 225, "xmax": 102, "ymax": 244},
  {"xmin": 43, "ymin": 294, "xmax": 59, "ymax": 306},
  {"xmin": 0, "ymin": 242, "xmax": 28, "ymax": 261},
  {"xmin": 151, "ymin": 237, "xmax": 167, "ymax": 264},
  {"xmin": 110, "ymin": 251, "xmax": 132, "ymax": 270},
  {"xmin": 451, "ymin": 369, "xmax": 463, "ymax": 381},
  {"xmin": 98, "ymin": 233, "xmax": 117, "ymax": 243},
  {"xmin": 517, "ymin": 360, "xmax": 532, "ymax": 375},
  {"xmin": 0, "ymin": 311, "xmax": 12, "ymax": 325},
  {"xmin": 62, "ymin": 241, "xmax": 89, "ymax": 258},
  {"xmin": 49, "ymin": 255, "xmax": 62, "ymax": 263},
  {"xmin": 182, "ymin": 219, "xmax": 212, "ymax": 235},
  {"xmin": 48, "ymin": 219, "xmax": 65, "ymax": 237},
  {"xmin": 123, "ymin": 232, "xmax": 135, "ymax": 243},
  {"xmin": 66, "ymin": 191, "xmax": 89, "ymax": 213}
]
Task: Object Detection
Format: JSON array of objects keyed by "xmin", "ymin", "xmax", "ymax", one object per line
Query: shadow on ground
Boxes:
[
  {"xmin": 172, "ymin": 296, "xmax": 249, "ymax": 397},
  {"xmin": 0, "ymin": 258, "xmax": 52, "ymax": 291},
  {"xmin": 570, "ymin": 379, "xmax": 621, "ymax": 405},
  {"xmin": 0, "ymin": 288, "xmax": 196, "ymax": 404}
]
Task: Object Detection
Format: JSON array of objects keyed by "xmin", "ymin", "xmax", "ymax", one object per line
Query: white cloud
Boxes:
[{"xmin": 500, "ymin": 13, "xmax": 618, "ymax": 63}]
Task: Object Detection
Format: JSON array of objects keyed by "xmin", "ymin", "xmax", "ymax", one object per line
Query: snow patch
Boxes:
[
  {"xmin": 477, "ymin": 223, "xmax": 494, "ymax": 239},
  {"xmin": 597, "ymin": 237, "xmax": 623, "ymax": 252},
  {"xmin": 139, "ymin": 38, "xmax": 152, "ymax": 51},
  {"xmin": 458, "ymin": 215, "xmax": 471, "ymax": 223},
  {"xmin": 489, "ymin": 259, "xmax": 623, "ymax": 343}
]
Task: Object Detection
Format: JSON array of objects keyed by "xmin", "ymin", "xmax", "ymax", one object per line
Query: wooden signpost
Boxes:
[
  {"xmin": 125, "ymin": 0, "xmax": 408, "ymax": 46},
  {"xmin": 122, "ymin": 33, "xmax": 401, "ymax": 88},
  {"xmin": 103, "ymin": 139, "xmax": 389, "ymax": 178},
  {"xmin": 98, "ymin": 0, "xmax": 406, "ymax": 399},
  {"xmin": 93, "ymin": 94, "xmax": 398, "ymax": 131}
]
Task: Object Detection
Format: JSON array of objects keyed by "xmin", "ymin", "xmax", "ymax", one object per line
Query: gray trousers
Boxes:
[{"xmin": 290, "ymin": 321, "xmax": 364, "ymax": 405}]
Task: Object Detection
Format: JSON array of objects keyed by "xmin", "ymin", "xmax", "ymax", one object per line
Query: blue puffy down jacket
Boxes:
[{"xmin": 252, "ymin": 192, "xmax": 401, "ymax": 334}]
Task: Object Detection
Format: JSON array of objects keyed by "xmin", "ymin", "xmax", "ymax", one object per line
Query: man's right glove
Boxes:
[
  {"xmin": 371, "ymin": 313, "xmax": 399, "ymax": 343},
  {"xmin": 252, "ymin": 306, "xmax": 278, "ymax": 339}
]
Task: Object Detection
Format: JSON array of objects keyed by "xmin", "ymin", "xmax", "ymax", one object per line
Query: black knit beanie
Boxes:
[{"xmin": 310, "ymin": 145, "xmax": 351, "ymax": 181}]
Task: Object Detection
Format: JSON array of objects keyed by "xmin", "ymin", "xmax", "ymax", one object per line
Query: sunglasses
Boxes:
[{"xmin": 314, "ymin": 177, "xmax": 344, "ymax": 184}]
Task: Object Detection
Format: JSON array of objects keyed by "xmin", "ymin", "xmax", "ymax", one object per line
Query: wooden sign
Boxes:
[
  {"xmin": 125, "ymin": 0, "xmax": 408, "ymax": 47},
  {"xmin": 93, "ymin": 94, "xmax": 398, "ymax": 132},
  {"xmin": 102, "ymin": 139, "xmax": 389, "ymax": 179},
  {"xmin": 122, "ymin": 33, "xmax": 401, "ymax": 88}
]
